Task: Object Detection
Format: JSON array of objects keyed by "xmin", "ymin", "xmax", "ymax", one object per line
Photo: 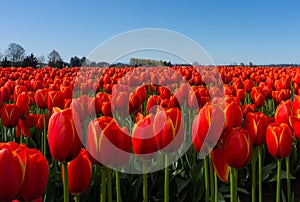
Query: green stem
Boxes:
[
  {"xmin": 276, "ymin": 159, "xmax": 282, "ymax": 202},
  {"xmin": 230, "ymin": 168, "xmax": 238, "ymax": 202},
  {"xmin": 258, "ymin": 146, "xmax": 263, "ymax": 202},
  {"xmin": 164, "ymin": 155, "xmax": 169, "ymax": 202},
  {"xmin": 251, "ymin": 148, "xmax": 257, "ymax": 202},
  {"xmin": 214, "ymin": 170, "xmax": 218, "ymax": 202},
  {"xmin": 100, "ymin": 167, "xmax": 107, "ymax": 202},
  {"xmin": 107, "ymin": 168, "xmax": 112, "ymax": 202},
  {"xmin": 209, "ymin": 155, "xmax": 215, "ymax": 202},
  {"xmin": 143, "ymin": 173, "xmax": 148, "ymax": 202},
  {"xmin": 63, "ymin": 162, "xmax": 69, "ymax": 202},
  {"xmin": 43, "ymin": 109, "xmax": 47, "ymax": 157},
  {"xmin": 286, "ymin": 156, "xmax": 291, "ymax": 202},
  {"xmin": 204, "ymin": 156, "xmax": 209, "ymax": 202},
  {"xmin": 20, "ymin": 134, "xmax": 23, "ymax": 144},
  {"xmin": 75, "ymin": 195, "xmax": 80, "ymax": 202},
  {"xmin": 115, "ymin": 171, "xmax": 121, "ymax": 202}
]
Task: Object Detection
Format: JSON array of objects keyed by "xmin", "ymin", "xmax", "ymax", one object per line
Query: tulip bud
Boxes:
[
  {"xmin": 0, "ymin": 143, "xmax": 25, "ymax": 201},
  {"xmin": 18, "ymin": 147, "xmax": 49, "ymax": 201},
  {"xmin": 132, "ymin": 114, "xmax": 158, "ymax": 160},
  {"xmin": 224, "ymin": 101, "xmax": 243, "ymax": 128},
  {"xmin": 86, "ymin": 116, "xmax": 131, "ymax": 166},
  {"xmin": 244, "ymin": 112, "xmax": 269, "ymax": 146},
  {"xmin": 35, "ymin": 89, "xmax": 48, "ymax": 109},
  {"xmin": 275, "ymin": 100, "xmax": 293, "ymax": 124},
  {"xmin": 192, "ymin": 103, "xmax": 225, "ymax": 153},
  {"xmin": 1, "ymin": 104, "xmax": 20, "ymax": 128},
  {"xmin": 266, "ymin": 123, "xmax": 293, "ymax": 159},
  {"xmin": 64, "ymin": 148, "xmax": 92, "ymax": 195},
  {"xmin": 48, "ymin": 107, "xmax": 82, "ymax": 162},
  {"xmin": 154, "ymin": 107, "xmax": 183, "ymax": 152},
  {"xmin": 224, "ymin": 127, "xmax": 252, "ymax": 169}
]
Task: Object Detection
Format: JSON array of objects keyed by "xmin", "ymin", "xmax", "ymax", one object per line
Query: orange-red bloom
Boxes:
[
  {"xmin": 48, "ymin": 107, "xmax": 82, "ymax": 162},
  {"xmin": 224, "ymin": 127, "xmax": 252, "ymax": 169},
  {"xmin": 86, "ymin": 116, "xmax": 131, "ymax": 166},
  {"xmin": 64, "ymin": 148, "xmax": 92, "ymax": 195},
  {"xmin": 266, "ymin": 122, "xmax": 293, "ymax": 159},
  {"xmin": 1, "ymin": 104, "xmax": 20, "ymax": 128}
]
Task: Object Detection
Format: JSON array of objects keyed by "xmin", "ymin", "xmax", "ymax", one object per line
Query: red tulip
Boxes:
[
  {"xmin": 146, "ymin": 95, "xmax": 162, "ymax": 114},
  {"xmin": 154, "ymin": 107, "xmax": 183, "ymax": 152},
  {"xmin": 1, "ymin": 104, "xmax": 20, "ymax": 128},
  {"xmin": 64, "ymin": 148, "xmax": 92, "ymax": 195},
  {"xmin": 244, "ymin": 112, "xmax": 269, "ymax": 146},
  {"xmin": 0, "ymin": 143, "xmax": 25, "ymax": 201},
  {"xmin": 13, "ymin": 85, "xmax": 27, "ymax": 102},
  {"xmin": 16, "ymin": 92, "xmax": 30, "ymax": 117},
  {"xmin": 192, "ymin": 103, "xmax": 225, "ymax": 153},
  {"xmin": 86, "ymin": 116, "xmax": 131, "ymax": 166},
  {"xmin": 132, "ymin": 114, "xmax": 159, "ymax": 159},
  {"xmin": 274, "ymin": 100, "xmax": 293, "ymax": 124},
  {"xmin": 18, "ymin": 147, "xmax": 49, "ymax": 201},
  {"xmin": 48, "ymin": 107, "xmax": 82, "ymax": 162},
  {"xmin": 289, "ymin": 115, "xmax": 300, "ymax": 140},
  {"xmin": 211, "ymin": 143, "xmax": 230, "ymax": 182},
  {"xmin": 224, "ymin": 127, "xmax": 252, "ymax": 168},
  {"xmin": 292, "ymin": 95, "xmax": 300, "ymax": 116},
  {"xmin": 16, "ymin": 113, "xmax": 37, "ymax": 138},
  {"xmin": 224, "ymin": 101, "xmax": 243, "ymax": 128},
  {"xmin": 266, "ymin": 123, "xmax": 293, "ymax": 159},
  {"xmin": 47, "ymin": 91, "xmax": 64, "ymax": 113},
  {"xmin": 253, "ymin": 92, "xmax": 265, "ymax": 108},
  {"xmin": 101, "ymin": 101, "xmax": 112, "ymax": 117},
  {"xmin": 242, "ymin": 104, "xmax": 256, "ymax": 118},
  {"xmin": 35, "ymin": 89, "xmax": 49, "ymax": 109}
]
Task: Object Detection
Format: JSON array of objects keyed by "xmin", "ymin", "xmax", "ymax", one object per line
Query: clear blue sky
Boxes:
[{"xmin": 1, "ymin": 0, "xmax": 300, "ymax": 65}]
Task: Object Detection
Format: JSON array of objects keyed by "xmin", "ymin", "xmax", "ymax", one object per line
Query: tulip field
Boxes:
[{"xmin": 1, "ymin": 65, "xmax": 300, "ymax": 202}]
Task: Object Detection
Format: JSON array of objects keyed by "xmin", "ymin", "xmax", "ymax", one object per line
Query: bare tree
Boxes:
[
  {"xmin": 48, "ymin": 50, "xmax": 63, "ymax": 67},
  {"xmin": 0, "ymin": 49, "xmax": 3, "ymax": 60},
  {"xmin": 5, "ymin": 43, "xmax": 26, "ymax": 64}
]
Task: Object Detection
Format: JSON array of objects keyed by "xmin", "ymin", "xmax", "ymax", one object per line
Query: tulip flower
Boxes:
[
  {"xmin": 224, "ymin": 101, "xmax": 243, "ymax": 128},
  {"xmin": 86, "ymin": 116, "xmax": 131, "ymax": 167},
  {"xmin": 154, "ymin": 107, "xmax": 182, "ymax": 152},
  {"xmin": 146, "ymin": 95, "xmax": 162, "ymax": 114},
  {"xmin": 253, "ymin": 92, "xmax": 265, "ymax": 108},
  {"xmin": 16, "ymin": 113, "xmax": 37, "ymax": 138},
  {"xmin": 266, "ymin": 123, "xmax": 293, "ymax": 202},
  {"xmin": 224, "ymin": 127, "xmax": 252, "ymax": 202},
  {"xmin": 47, "ymin": 91, "xmax": 64, "ymax": 113},
  {"xmin": 35, "ymin": 89, "xmax": 49, "ymax": 109},
  {"xmin": 192, "ymin": 103, "xmax": 225, "ymax": 153},
  {"xmin": 266, "ymin": 122, "xmax": 293, "ymax": 160},
  {"xmin": 18, "ymin": 147, "xmax": 49, "ymax": 201},
  {"xmin": 245, "ymin": 112, "xmax": 269, "ymax": 146},
  {"xmin": 132, "ymin": 113, "xmax": 158, "ymax": 159},
  {"xmin": 0, "ymin": 143, "xmax": 25, "ymax": 201},
  {"xmin": 244, "ymin": 112, "xmax": 269, "ymax": 202},
  {"xmin": 1, "ymin": 104, "xmax": 20, "ymax": 128},
  {"xmin": 16, "ymin": 91, "xmax": 30, "ymax": 117},
  {"xmin": 64, "ymin": 148, "xmax": 92, "ymax": 197},
  {"xmin": 48, "ymin": 107, "xmax": 82, "ymax": 202},
  {"xmin": 48, "ymin": 107, "xmax": 82, "ymax": 163},
  {"xmin": 274, "ymin": 100, "xmax": 293, "ymax": 124}
]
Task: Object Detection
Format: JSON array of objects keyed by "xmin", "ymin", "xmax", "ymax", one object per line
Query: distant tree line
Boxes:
[
  {"xmin": 0, "ymin": 43, "xmax": 109, "ymax": 68},
  {"xmin": 129, "ymin": 57, "xmax": 172, "ymax": 67}
]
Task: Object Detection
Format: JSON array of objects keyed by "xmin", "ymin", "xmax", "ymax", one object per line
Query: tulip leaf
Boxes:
[
  {"xmin": 175, "ymin": 177, "xmax": 190, "ymax": 194},
  {"xmin": 262, "ymin": 162, "xmax": 277, "ymax": 181},
  {"xmin": 281, "ymin": 189, "xmax": 286, "ymax": 202},
  {"xmin": 218, "ymin": 192, "xmax": 226, "ymax": 202},
  {"xmin": 268, "ymin": 170, "xmax": 296, "ymax": 182}
]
